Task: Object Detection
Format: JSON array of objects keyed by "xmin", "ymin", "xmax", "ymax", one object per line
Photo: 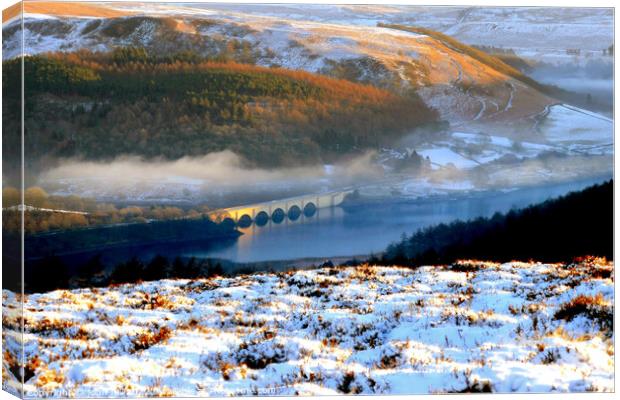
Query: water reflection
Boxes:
[
  {"xmin": 214, "ymin": 206, "xmax": 344, "ymax": 263},
  {"xmin": 47, "ymin": 236, "xmax": 240, "ymax": 274},
  {"xmin": 42, "ymin": 177, "xmax": 609, "ymax": 268}
]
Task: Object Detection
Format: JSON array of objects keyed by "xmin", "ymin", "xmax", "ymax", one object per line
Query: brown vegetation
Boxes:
[
  {"xmin": 378, "ymin": 24, "xmax": 547, "ymax": 94},
  {"xmin": 2, "ymin": 186, "xmax": 209, "ymax": 234},
  {"xmin": 132, "ymin": 326, "xmax": 173, "ymax": 352},
  {"xmin": 554, "ymin": 293, "xmax": 612, "ymax": 333},
  {"xmin": 3, "ymin": 49, "xmax": 440, "ymax": 170}
]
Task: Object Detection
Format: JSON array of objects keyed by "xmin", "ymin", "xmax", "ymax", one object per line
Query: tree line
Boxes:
[
  {"xmin": 3, "ymin": 48, "xmax": 441, "ymax": 172},
  {"xmin": 2, "ymin": 186, "xmax": 211, "ymax": 234},
  {"xmin": 24, "ymin": 254, "xmax": 226, "ymax": 293},
  {"xmin": 380, "ymin": 180, "xmax": 613, "ymax": 265}
]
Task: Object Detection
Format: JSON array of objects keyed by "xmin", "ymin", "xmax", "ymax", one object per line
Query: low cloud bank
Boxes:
[{"xmin": 39, "ymin": 150, "xmax": 384, "ymax": 201}]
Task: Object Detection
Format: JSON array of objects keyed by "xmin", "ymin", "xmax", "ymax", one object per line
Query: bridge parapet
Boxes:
[{"xmin": 209, "ymin": 189, "xmax": 354, "ymax": 225}]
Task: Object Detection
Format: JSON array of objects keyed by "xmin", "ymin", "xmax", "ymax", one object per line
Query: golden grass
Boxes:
[
  {"xmin": 555, "ymin": 293, "xmax": 608, "ymax": 320},
  {"xmin": 3, "ymin": 1, "xmax": 134, "ymax": 23},
  {"xmin": 2, "ymin": 1, "xmax": 21, "ymax": 23},
  {"xmin": 132, "ymin": 326, "xmax": 173, "ymax": 352},
  {"xmin": 36, "ymin": 367, "xmax": 65, "ymax": 387}
]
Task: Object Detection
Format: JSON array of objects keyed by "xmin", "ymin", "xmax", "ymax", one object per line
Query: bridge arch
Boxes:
[
  {"xmin": 272, "ymin": 208, "xmax": 285, "ymax": 223},
  {"xmin": 255, "ymin": 211, "xmax": 269, "ymax": 226},
  {"xmin": 288, "ymin": 205, "xmax": 301, "ymax": 221},
  {"xmin": 303, "ymin": 202, "xmax": 317, "ymax": 217},
  {"xmin": 221, "ymin": 217, "xmax": 236, "ymax": 230},
  {"xmin": 237, "ymin": 214, "xmax": 253, "ymax": 228},
  {"xmin": 209, "ymin": 189, "xmax": 354, "ymax": 226}
]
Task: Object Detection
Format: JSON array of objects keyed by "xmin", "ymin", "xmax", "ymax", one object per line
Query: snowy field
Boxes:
[
  {"xmin": 382, "ymin": 102, "xmax": 612, "ymax": 175},
  {"xmin": 3, "ymin": 259, "xmax": 614, "ymax": 396},
  {"xmin": 4, "ymin": 4, "xmax": 611, "ymax": 67},
  {"xmin": 541, "ymin": 104, "xmax": 614, "ymax": 153},
  {"xmin": 444, "ymin": 104, "xmax": 611, "ymax": 166},
  {"xmin": 107, "ymin": 3, "xmax": 613, "ymax": 64}
]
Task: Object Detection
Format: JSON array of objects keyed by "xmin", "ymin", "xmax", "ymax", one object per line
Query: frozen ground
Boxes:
[
  {"xmin": 2, "ymin": 259, "xmax": 614, "ymax": 396},
  {"xmin": 0, "ymin": 4, "xmax": 560, "ymax": 125},
  {"xmin": 374, "ymin": 102, "xmax": 612, "ymax": 197},
  {"xmin": 3, "ymin": 4, "xmax": 611, "ymax": 124},
  {"xmin": 541, "ymin": 104, "xmax": 613, "ymax": 152},
  {"xmin": 416, "ymin": 103, "xmax": 613, "ymax": 170},
  {"xmin": 107, "ymin": 4, "xmax": 612, "ymax": 67},
  {"xmin": 105, "ymin": 3, "xmax": 612, "ymax": 64}
]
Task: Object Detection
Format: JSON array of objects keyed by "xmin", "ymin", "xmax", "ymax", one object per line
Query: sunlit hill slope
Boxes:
[{"xmin": 3, "ymin": 1, "xmax": 555, "ymax": 127}]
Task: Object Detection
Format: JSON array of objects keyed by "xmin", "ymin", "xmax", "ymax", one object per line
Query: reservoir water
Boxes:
[
  {"xmin": 39, "ymin": 177, "xmax": 608, "ymax": 270},
  {"xmin": 183, "ymin": 177, "xmax": 608, "ymax": 263}
]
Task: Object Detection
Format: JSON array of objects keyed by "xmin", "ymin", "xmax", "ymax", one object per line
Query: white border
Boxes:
[{"xmin": 0, "ymin": 1, "xmax": 616, "ymax": 400}]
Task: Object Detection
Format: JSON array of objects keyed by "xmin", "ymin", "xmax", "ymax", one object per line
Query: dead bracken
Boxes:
[
  {"xmin": 2, "ymin": 260, "xmax": 614, "ymax": 396},
  {"xmin": 554, "ymin": 293, "xmax": 613, "ymax": 333}
]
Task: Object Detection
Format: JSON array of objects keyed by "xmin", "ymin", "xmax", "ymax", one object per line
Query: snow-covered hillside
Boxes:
[
  {"xmin": 2, "ymin": 3, "xmax": 612, "ymax": 204},
  {"xmin": 2, "ymin": 3, "xmax": 554, "ymax": 125},
  {"xmin": 107, "ymin": 3, "xmax": 613, "ymax": 63},
  {"xmin": 6, "ymin": 4, "xmax": 612, "ymax": 65},
  {"xmin": 398, "ymin": 103, "xmax": 613, "ymax": 170},
  {"xmin": 3, "ymin": 4, "xmax": 612, "ymax": 123},
  {"xmin": 103, "ymin": 4, "xmax": 616, "ymax": 65},
  {"xmin": 3, "ymin": 259, "xmax": 614, "ymax": 396}
]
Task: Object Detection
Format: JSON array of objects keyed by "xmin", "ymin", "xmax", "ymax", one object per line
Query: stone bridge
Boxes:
[{"xmin": 209, "ymin": 189, "xmax": 355, "ymax": 226}]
